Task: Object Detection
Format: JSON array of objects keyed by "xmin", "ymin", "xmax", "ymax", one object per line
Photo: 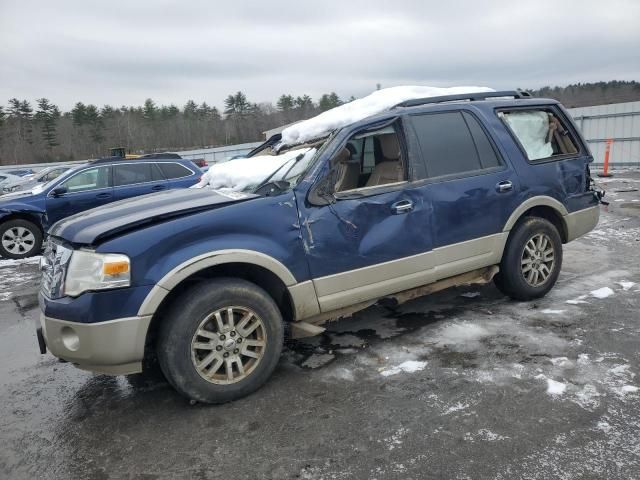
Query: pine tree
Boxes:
[
  {"xmin": 183, "ymin": 100, "xmax": 198, "ymax": 117},
  {"xmin": 277, "ymin": 94, "xmax": 295, "ymax": 112},
  {"xmin": 71, "ymin": 102, "xmax": 87, "ymax": 126},
  {"xmin": 143, "ymin": 98, "xmax": 157, "ymax": 121},
  {"xmin": 34, "ymin": 98, "xmax": 60, "ymax": 149},
  {"xmin": 85, "ymin": 105, "xmax": 104, "ymax": 145},
  {"xmin": 319, "ymin": 92, "xmax": 342, "ymax": 111}
]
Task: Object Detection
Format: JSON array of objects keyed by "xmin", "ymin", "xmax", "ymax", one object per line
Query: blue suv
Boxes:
[
  {"xmin": 0, "ymin": 155, "xmax": 201, "ymax": 259},
  {"xmin": 37, "ymin": 91, "xmax": 601, "ymax": 403}
]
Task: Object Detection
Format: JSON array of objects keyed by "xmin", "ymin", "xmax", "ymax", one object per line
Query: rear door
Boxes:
[
  {"xmin": 405, "ymin": 109, "xmax": 520, "ymax": 276},
  {"xmin": 113, "ymin": 162, "xmax": 168, "ymax": 200},
  {"xmin": 45, "ymin": 165, "xmax": 114, "ymax": 226}
]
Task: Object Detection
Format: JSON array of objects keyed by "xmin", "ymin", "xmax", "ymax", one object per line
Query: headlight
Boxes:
[{"xmin": 64, "ymin": 250, "xmax": 130, "ymax": 297}]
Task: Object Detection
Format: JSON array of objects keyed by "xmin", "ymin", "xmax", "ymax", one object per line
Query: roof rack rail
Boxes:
[
  {"xmin": 393, "ymin": 90, "xmax": 532, "ymax": 109},
  {"xmin": 89, "ymin": 153, "xmax": 183, "ymax": 164}
]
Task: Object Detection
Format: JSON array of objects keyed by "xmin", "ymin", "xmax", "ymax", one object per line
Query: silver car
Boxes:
[{"xmin": 2, "ymin": 166, "xmax": 72, "ymax": 194}]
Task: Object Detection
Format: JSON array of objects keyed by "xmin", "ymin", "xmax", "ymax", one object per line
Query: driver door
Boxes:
[
  {"xmin": 294, "ymin": 120, "xmax": 435, "ymax": 313},
  {"xmin": 45, "ymin": 165, "xmax": 114, "ymax": 227}
]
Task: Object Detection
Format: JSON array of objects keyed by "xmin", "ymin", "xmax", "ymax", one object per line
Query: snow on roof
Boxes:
[{"xmin": 280, "ymin": 85, "xmax": 494, "ymax": 146}]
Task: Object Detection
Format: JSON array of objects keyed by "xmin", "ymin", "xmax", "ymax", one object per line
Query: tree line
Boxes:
[
  {"xmin": 1, "ymin": 81, "xmax": 638, "ymax": 165},
  {"xmin": 0, "ymin": 91, "xmax": 348, "ymax": 165}
]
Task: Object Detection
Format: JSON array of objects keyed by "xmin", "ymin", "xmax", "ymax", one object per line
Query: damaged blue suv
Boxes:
[{"xmin": 37, "ymin": 90, "xmax": 601, "ymax": 403}]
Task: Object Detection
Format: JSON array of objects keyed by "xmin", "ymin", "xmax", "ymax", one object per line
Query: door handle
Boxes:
[
  {"xmin": 391, "ymin": 200, "xmax": 413, "ymax": 214},
  {"xmin": 152, "ymin": 184, "xmax": 167, "ymax": 191},
  {"xmin": 95, "ymin": 192, "xmax": 112, "ymax": 199},
  {"xmin": 496, "ymin": 181, "xmax": 513, "ymax": 193}
]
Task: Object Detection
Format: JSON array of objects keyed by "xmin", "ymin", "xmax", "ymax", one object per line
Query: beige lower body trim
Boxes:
[
  {"xmin": 564, "ymin": 206, "xmax": 600, "ymax": 242},
  {"xmin": 41, "ymin": 314, "xmax": 151, "ymax": 375},
  {"xmin": 312, "ymin": 232, "xmax": 508, "ymax": 313}
]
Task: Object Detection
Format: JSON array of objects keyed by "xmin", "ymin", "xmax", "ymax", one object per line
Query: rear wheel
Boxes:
[
  {"xmin": 157, "ymin": 278, "xmax": 284, "ymax": 404},
  {"xmin": 0, "ymin": 219, "xmax": 43, "ymax": 259},
  {"xmin": 494, "ymin": 217, "xmax": 563, "ymax": 301}
]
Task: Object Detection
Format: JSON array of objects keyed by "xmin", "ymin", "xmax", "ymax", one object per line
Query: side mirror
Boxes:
[
  {"xmin": 51, "ymin": 186, "xmax": 68, "ymax": 197},
  {"xmin": 308, "ymin": 171, "xmax": 337, "ymax": 206}
]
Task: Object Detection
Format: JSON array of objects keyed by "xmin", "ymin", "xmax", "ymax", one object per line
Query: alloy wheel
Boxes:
[
  {"xmin": 521, "ymin": 233, "xmax": 555, "ymax": 287},
  {"xmin": 190, "ymin": 306, "xmax": 267, "ymax": 385}
]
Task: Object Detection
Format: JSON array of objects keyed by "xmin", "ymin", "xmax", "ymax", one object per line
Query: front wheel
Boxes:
[
  {"xmin": 157, "ymin": 278, "xmax": 284, "ymax": 404},
  {"xmin": 0, "ymin": 219, "xmax": 43, "ymax": 259},
  {"xmin": 494, "ymin": 217, "xmax": 563, "ymax": 301}
]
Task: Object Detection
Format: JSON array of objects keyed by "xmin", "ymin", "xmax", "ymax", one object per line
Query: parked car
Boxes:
[
  {"xmin": 2, "ymin": 165, "xmax": 73, "ymax": 194},
  {"xmin": 37, "ymin": 90, "xmax": 602, "ymax": 404},
  {"xmin": 0, "ymin": 172, "xmax": 23, "ymax": 190},
  {"xmin": 5, "ymin": 168, "xmax": 35, "ymax": 177},
  {"xmin": 0, "ymin": 155, "xmax": 201, "ymax": 259}
]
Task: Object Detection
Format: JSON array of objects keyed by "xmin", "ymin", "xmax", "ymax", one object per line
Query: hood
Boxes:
[
  {"xmin": 49, "ymin": 188, "xmax": 258, "ymax": 245},
  {"xmin": 0, "ymin": 189, "xmax": 37, "ymax": 201}
]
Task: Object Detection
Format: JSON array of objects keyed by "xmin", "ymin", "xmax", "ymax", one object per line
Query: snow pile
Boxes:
[
  {"xmin": 280, "ymin": 85, "xmax": 494, "ymax": 145},
  {"xmin": 194, "ymin": 147, "xmax": 313, "ymax": 191}
]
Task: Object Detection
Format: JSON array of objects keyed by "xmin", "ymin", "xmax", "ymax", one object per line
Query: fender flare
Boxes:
[
  {"xmin": 502, "ymin": 196, "xmax": 568, "ymax": 233},
  {"xmin": 137, "ymin": 249, "xmax": 298, "ymax": 316}
]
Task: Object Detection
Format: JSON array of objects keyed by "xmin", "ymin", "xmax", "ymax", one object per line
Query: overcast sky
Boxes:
[{"xmin": 1, "ymin": 0, "xmax": 639, "ymax": 111}]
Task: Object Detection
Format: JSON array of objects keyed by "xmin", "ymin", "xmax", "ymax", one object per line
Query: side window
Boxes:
[
  {"xmin": 157, "ymin": 162, "xmax": 192, "ymax": 180},
  {"xmin": 500, "ymin": 109, "xmax": 578, "ymax": 161},
  {"xmin": 462, "ymin": 112, "xmax": 501, "ymax": 169},
  {"xmin": 61, "ymin": 167, "xmax": 111, "ymax": 193},
  {"xmin": 114, "ymin": 163, "xmax": 155, "ymax": 186},
  {"xmin": 331, "ymin": 125, "xmax": 406, "ymax": 193},
  {"xmin": 410, "ymin": 112, "xmax": 483, "ymax": 178}
]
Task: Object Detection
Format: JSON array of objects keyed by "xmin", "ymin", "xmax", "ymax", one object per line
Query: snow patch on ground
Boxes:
[
  {"xmin": 617, "ymin": 280, "xmax": 636, "ymax": 291},
  {"xmin": 540, "ymin": 309, "xmax": 566, "ymax": 314},
  {"xmin": 280, "ymin": 85, "xmax": 494, "ymax": 145},
  {"xmin": 546, "ymin": 378, "xmax": 568, "ymax": 396},
  {"xmin": 444, "ymin": 402, "xmax": 469, "ymax": 415},
  {"xmin": 590, "ymin": 287, "xmax": 615, "ymax": 299},
  {"xmin": 380, "ymin": 360, "xmax": 427, "ymax": 377}
]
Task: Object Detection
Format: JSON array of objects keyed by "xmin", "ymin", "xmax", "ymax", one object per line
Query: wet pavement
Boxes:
[{"xmin": 1, "ymin": 171, "xmax": 640, "ymax": 479}]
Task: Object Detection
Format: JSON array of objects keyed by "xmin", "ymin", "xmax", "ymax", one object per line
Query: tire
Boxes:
[
  {"xmin": 157, "ymin": 277, "xmax": 284, "ymax": 404},
  {"xmin": 0, "ymin": 219, "xmax": 43, "ymax": 259},
  {"xmin": 494, "ymin": 216, "xmax": 563, "ymax": 301}
]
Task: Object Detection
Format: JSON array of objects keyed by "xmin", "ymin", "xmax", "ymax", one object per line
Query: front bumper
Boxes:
[{"xmin": 39, "ymin": 313, "xmax": 151, "ymax": 375}]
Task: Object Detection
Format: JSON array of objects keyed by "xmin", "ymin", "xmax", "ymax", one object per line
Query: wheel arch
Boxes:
[
  {"xmin": 503, "ymin": 196, "xmax": 568, "ymax": 243},
  {"xmin": 0, "ymin": 211, "xmax": 45, "ymax": 233},
  {"xmin": 139, "ymin": 251, "xmax": 308, "ymax": 364}
]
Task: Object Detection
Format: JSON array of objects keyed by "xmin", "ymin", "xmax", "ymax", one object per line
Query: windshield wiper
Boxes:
[{"xmin": 253, "ymin": 152, "xmax": 306, "ymax": 194}]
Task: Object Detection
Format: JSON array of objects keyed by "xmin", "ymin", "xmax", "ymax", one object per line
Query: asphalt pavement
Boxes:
[{"xmin": 1, "ymin": 171, "xmax": 640, "ymax": 479}]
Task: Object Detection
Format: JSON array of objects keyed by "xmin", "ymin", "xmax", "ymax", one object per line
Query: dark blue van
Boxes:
[
  {"xmin": 37, "ymin": 91, "xmax": 602, "ymax": 403},
  {"xmin": 0, "ymin": 155, "xmax": 200, "ymax": 259}
]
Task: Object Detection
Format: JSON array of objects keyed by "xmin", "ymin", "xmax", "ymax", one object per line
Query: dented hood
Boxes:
[{"xmin": 49, "ymin": 188, "xmax": 257, "ymax": 245}]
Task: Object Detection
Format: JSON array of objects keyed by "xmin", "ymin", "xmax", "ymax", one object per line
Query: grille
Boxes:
[{"xmin": 40, "ymin": 238, "xmax": 72, "ymax": 299}]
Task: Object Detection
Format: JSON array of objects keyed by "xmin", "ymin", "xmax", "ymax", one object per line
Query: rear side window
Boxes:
[
  {"xmin": 157, "ymin": 162, "xmax": 193, "ymax": 179},
  {"xmin": 499, "ymin": 109, "xmax": 578, "ymax": 161},
  {"xmin": 114, "ymin": 163, "xmax": 160, "ymax": 186},
  {"xmin": 409, "ymin": 111, "xmax": 501, "ymax": 178}
]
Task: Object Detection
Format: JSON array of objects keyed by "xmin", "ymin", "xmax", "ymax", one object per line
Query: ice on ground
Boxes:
[
  {"xmin": 380, "ymin": 360, "xmax": 428, "ymax": 377},
  {"xmin": 546, "ymin": 378, "xmax": 567, "ymax": 395},
  {"xmin": 590, "ymin": 287, "xmax": 615, "ymax": 299},
  {"xmin": 280, "ymin": 85, "xmax": 494, "ymax": 145},
  {"xmin": 566, "ymin": 295, "xmax": 589, "ymax": 305},
  {"xmin": 444, "ymin": 402, "xmax": 469, "ymax": 414},
  {"xmin": 0, "ymin": 256, "xmax": 41, "ymax": 267},
  {"xmin": 540, "ymin": 309, "xmax": 566, "ymax": 314},
  {"xmin": 194, "ymin": 147, "xmax": 314, "ymax": 191},
  {"xmin": 617, "ymin": 281, "xmax": 636, "ymax": 291},
  {"xmin": 460, "ymin": 291, "xmax": 480, "ymax": 298}
]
